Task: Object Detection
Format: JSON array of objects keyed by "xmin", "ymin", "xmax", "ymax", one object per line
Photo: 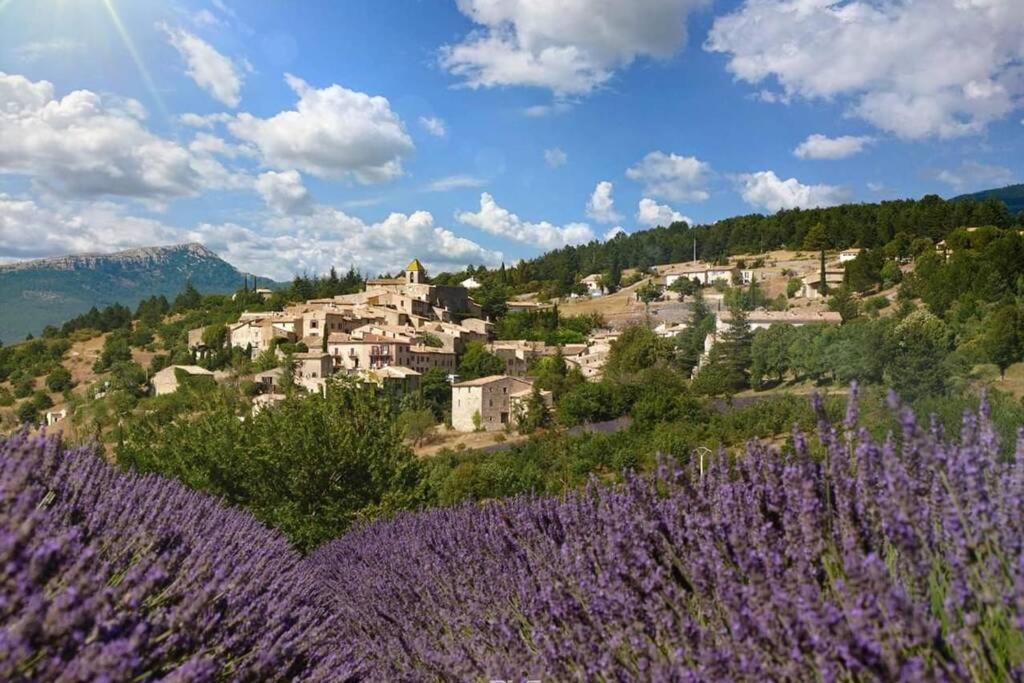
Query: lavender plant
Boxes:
[
  {"xmin": 0, "ymin": 432, "xmax": 355, "ymax": 681},
  {"xmin": 313, "ymin": 389, "xmax": 1024, "ymax": 680}
]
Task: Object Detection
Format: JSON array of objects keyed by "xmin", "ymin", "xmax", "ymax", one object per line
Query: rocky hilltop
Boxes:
[{"xmin": 0, "ymin": 243, "xmax": 272, "ymax": 342}]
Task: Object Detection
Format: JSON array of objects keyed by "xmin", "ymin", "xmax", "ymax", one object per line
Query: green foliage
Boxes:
[
  {"xmin": 883, "ymin": 310, "xmax": 952, "ymax": 401},
  {"xmin": 786, "ymin": 278, "xmax": 802, "ymax": 299},
  {"xmin": 982, "ymin": 303, "xmax": 1024, "ymax": 378},
  {"xmin": 397, "ymin": 407, "xmax": 435, "ymax": 446},
  {"xmin": 604, "ymin": 325, "xmax": 674, "ymax": 380},
  {"xmin": 93, "ymin": 330, "xmax": 133, "ymax": 373},
  {"xmin": 513, "ymin": 385, "xmax": 551, "ymax": 434},
  {"xmin": 45, "ymin": 366, "xmax": 73, "ymax": 393},
  {"xmin": 827, "ymin": 286, "xmax": 860, "ymax": 322},
  {"xmin": 458, "ymin": 341, "xmax": 505, "ymax": 380},
  {"xmin": 495, "ymin": 309, "xmax": 600, "ymax": 345},
  {"xmin": 119, "ymin": 380, "xmax": 421, "ymax": 551},
  {"xmin": 419, "ymin": 368, "xmax": 451, "ymax": 421}
]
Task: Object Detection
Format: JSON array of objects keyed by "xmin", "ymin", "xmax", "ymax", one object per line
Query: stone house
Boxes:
[
  {"xmin": 451, "ymin": 375, "xmax": 541, "ymax": 432},
  {"xmin": 292, "ymin": 352, "xmax": 333, "ymax": 393}
]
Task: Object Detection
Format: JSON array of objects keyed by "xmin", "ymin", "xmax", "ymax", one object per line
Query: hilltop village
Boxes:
[{"xmin": 140, "ymin": 249, "xmax": 856, "ymax": 436}]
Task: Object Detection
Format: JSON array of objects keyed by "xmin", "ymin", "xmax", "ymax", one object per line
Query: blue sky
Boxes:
[{"xmin": 1, "ymin": 0, "xmax": 1022, "ymax": 279}]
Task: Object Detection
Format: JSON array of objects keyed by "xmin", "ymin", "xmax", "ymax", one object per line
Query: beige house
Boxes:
[
  {"xmin": 151, "ymin": 365, "xmax": 215, "ymax": 396},
  {"xmin": 798, "ymin": 270, "xmax": 846, "ymax": 299},
  {"xmin": 292, "ymin": 352, "xmax": 333, "ymax": 393},
  {"xmin": 356, "ymin": 366, "xmax": 422, "ymax": 393},
  {"xmin": 327, "ymin": 334, "xmax": 413, "ymax": 371},
  {"xmin": 451, "ymin": 375, "xmax": 538, "ymax": 432}
]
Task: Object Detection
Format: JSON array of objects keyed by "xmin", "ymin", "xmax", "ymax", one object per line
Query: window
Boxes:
[{"xmin": 311, "ymin": 321, "xmax": 318, "ymax": 329}]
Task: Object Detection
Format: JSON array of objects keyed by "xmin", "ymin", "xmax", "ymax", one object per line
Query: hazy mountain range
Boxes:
[{"xmin": 0, "ymin": 243, "xmax": 271, "ymax": 342}]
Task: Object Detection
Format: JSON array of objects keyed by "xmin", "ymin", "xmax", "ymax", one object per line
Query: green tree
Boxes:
[
  {"xmin": 804, "ymin": 223, "xmax": 830, "ymax": 296},
  {"xmin": 119, "ymin": 379, "xmax": 421, "ymax": 551},
  {"xmin": 883, "ymin": 310, "xmax": 951, "ymax": 401},
  {"xmin": 458, "ymin": 342, "xmax": 505, "ymax": 380},
  {"xmin": 605, "ymin": 325, "xmax": 674, "ymax": 379},
  {"xmin": 513, "ymin": 385, "xmax": 551, "ymax": 434},
  {"xmin": 636, "ymin": 280, "xmax": 661, "ymax": 313},
  {"xmin": 397, "ymin": 407, "xmax": 436, "ymax": 446},
  {"xmin": 45, "ymin": 366, "xmax": 73, "ymax": 393},
  {"xmin": 828, "ymin": 286, "xmax": 860, "ymax": 322},
  {"xmin": 750, "ymin": 324, "xmax": 793, "ymax": 388},
  {"xmin": 713, "ymin": 307, "xmax": 753, "ymax": 391},
  {"xmin": 983, "ymin": 304, "xmax": 1024, "ymax": 380}
]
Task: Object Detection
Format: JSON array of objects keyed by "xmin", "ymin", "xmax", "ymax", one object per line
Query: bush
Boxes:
[{"xmin": 45, "ymin": 366, "xmax": 73, "ymax": 392}]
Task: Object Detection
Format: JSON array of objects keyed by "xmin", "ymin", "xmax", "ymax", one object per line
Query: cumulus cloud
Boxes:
[
  {"xmin": 0, "ymin": 191, "xmax": 501, "ymax": 281},
  {"xmin": 585, "ymin": 181, "xmax": 622, "ymax": 223},
  {"xmin": 706, "ymin": 0, "xmax": 1024, "ymax": 139},
  {"xmin": 737, "ymin": 171, "xmax": 850, "ymax": 213},
  {"xmin": 228, "ymin": 74, "xmax": 414, "ymax": 183},
  {"xmin": 255, "ymin": 170, "xmax": 312, "ymax": 214},
  {"xmin": 544, "ymin": 147, "xmax": 568, "ymax": 168},
  {"xmin": 193, "ymin": 207, "xmax": 502, "ymax": 280},
  {"xmin": 161, "ymin": 25, "xmax": 244, "ymax": 108},
  {"xmin": 793, "ymin": 134, "xmax": 875, "ymax": 160},
  {"xmin": 0, "ymin": 71, "xmax": 218, "ymax": 200},
  {"xmin": 456, "ymin": 192, "xmax": 595, "ymax": 249},
  {"xmin": 935, "ymin": 161, "xmax": 1016, "ymax": 193},
  {"xmin": 419, "ymin": 116, "xmax": 447, "ymax": 137},
  {"xmin": 626, "ymin": 151, "xmax": 711, "ymax": 202},
  {"xmin": 441, "ymin": 0, "xmax": 708, "ymax": 96},
  {"xmin": 423, "ymin": 175, "xmax": 488, "ymax": 192},
  {"xmin": 636, "ymin": 197, "xmax": 691, "ymax": 227},
  {"xmin": 0, "ymin": 194, "xmax": 181, "ymax": 261}
]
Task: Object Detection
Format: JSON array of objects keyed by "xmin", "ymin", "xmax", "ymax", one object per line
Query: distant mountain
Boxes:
[
  {"xmin": 951, "ymin": 184, "xmax": 1024, "ymax": 214},
  {"xmin": 0, "ymin": 243, "xmax": 273, "ymax": 342}
]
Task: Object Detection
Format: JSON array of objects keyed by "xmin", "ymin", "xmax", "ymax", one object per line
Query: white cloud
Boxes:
[
  {"xmin": 636, "ymin": 197, "xmax": 691, "ymax": 227},
  {"xmin": 737, "ymin": 171, "xmax": 850, "ymax": 213},
  {"xmin": 228, "ymin": 74, "xmax": 414, "ymax": 183},
  {"xmin": 626, "ymin": 151, "xmax": 711, "ymax": 202},
  {"xmin": 8, "ymin": 39, "xmax": 84, "ymax": 64},
  {"xmin": 604, "ymin": 226, "xmax": 627, "ymax": 241},
  {"xmin": 419, "ymin": 116, "xmax": 447, "ymax": 137},
  {"xmin": 179, "ymin": 112, "xmax": 233, "ymax": 128},
  {"xmin": 0, "ymin": 71, "xmax": 215, "ymax": 200},
  {"xmin": 423, "ymin": 175, "xmax": 488, "ymax": 192},
  {"xmin": 793, "ymin": 134, "xmax": 875, "ymax": 160},
  {"xmin": 0, "ymin": 194, "xmax": 181, "ymax": 260},
  {"xmin": 544, "ymin": 147, "xmax": 568, "ymax": 168},
  {"xmin": 194, "ymin": 207, "xmax": 502, "ymax": 280},
  {"xmin": 935, "ymin": 161, "xmax": 1016, "ymax": 193},
  {"xmin": 706, "ymin": 0, "xmax": 1024, "ymax": 139},
  {"xmin": 441, "ymin": 0, "xmax": 708, "ymax": 96},
  {"xmin": 585, "ymin": 181, "xmax": 622, "ymax": 223},
  {"xmin": 457, "ymin": 192, "xmax": 595, "ymax": 249},
  {"xmin": 524, "ymin": 102, "xmax": 572, "ymax": 117},
  {"xmin": 161, "ymin": 25, "xmax": 244, "ymax": 108},
  {"xmin": 191, "ymin": 9, "xmax": 223, "ymax": 27},
  {"xmin": 255, "ymin": 170, "xmax": 312, "ymax": 214},
  {"xmin": 0, "ymin": 191, "xmax": 501, "ymax": 281}
]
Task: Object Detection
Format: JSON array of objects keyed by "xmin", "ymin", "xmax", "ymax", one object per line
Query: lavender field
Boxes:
[{"xmin": 3, "ymin": 391, "xmax": 1023, "ymax": 680}]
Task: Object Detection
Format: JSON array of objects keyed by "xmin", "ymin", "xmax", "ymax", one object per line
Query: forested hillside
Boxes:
[{"xmin": 435, "ymin": 194, "xmax": 1017, "ymax": 296}]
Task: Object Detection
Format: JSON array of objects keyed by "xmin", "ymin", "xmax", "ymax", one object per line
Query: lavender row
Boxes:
[
  {"xmin": 312, "ymin": 389, "xmax": 1024, "ymax": 680},
  {"xmin": 0, "ymin": 432, "xmax": 355, "ymax": 681}
]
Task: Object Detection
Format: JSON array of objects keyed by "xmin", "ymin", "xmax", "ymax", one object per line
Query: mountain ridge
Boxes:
[{"xmin": 0, "ymin": 243, "xmax": 275, "ymax": 342}]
